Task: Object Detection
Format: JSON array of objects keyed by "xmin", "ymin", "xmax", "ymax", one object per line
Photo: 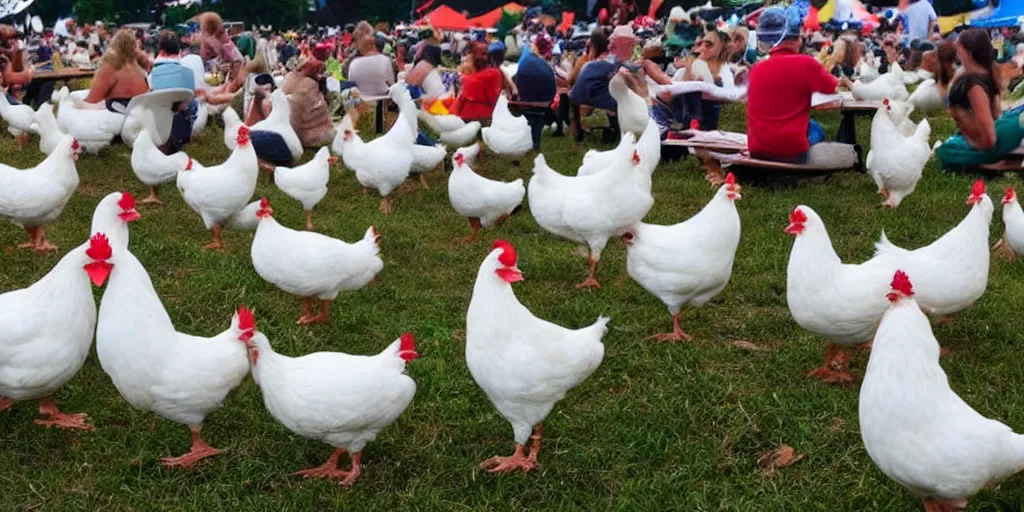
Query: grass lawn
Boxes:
[{"xmin": 2, "ymin": 99, "xmax": 1024, "ymax": 511}]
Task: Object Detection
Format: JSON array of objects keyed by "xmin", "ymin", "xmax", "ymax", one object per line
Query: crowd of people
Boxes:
[{"xmin": 0, "ymin": 3, "xmax": 1022, "ymax": 168}]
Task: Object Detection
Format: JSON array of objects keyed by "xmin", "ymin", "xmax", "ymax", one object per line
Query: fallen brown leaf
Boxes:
[
  {"xmin": 451, "ymin": 329, "xmax": 465, "ymax": 342},
  {"xmin": 757, "ymin": 445, "xmax": 804, "ymax": 476},
  {"xmin": 731, "ymin": 340, "xmax": 771, "ymax": 351}
]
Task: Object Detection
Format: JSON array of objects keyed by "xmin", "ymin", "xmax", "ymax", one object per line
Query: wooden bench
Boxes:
[{"xmin": 692, "ymin": 147, "xmax": 853, "ymax": 185}]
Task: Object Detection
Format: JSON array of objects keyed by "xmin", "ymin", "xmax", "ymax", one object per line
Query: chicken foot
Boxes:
[
  {"xmin": 297, "ymin": 298, "xmax": 331, "ymax": 325},
  {"xmin": 14, "ymin": 132, "xmax": 29, "ymax": 149},
  {"xmin": 203, "ymin": 224, "xmax": 225, "ymax": 250},
  {"xmin": 993, "ymin": 232, "xmax": 1016, "ymax": 261},
  {"xmin": 305, "ymin": 210, "xmax": 315, "ymax": 231},
  {"xmin": 30, "ymin": 227, "xmax": 57, "ymax": 252},
  {"xmin": 0, "ymin": 398, "xmax": 14, "ymax": 414},
  {"xmin": 419, "ymin": 173, "xmax": 431, "ymax": 190},
  {"xmin": 922, "ymin": 498, "xmax": 967, "ymax": 512},
  {"xmin": 651, "ymin": 312, "xmax": 694, "ymax": 342},
  {"xmin": 700, "ymin": 156, "xmax": 725, "ymax": 187},
  {"xmin": 576, "ymin": 257, "xmax": 601, "ymax": 289},
  {"xmin": 806, "ymin": 343, "xmax": 854, "ymax": 383},
  {"xmin": 33, "ymin": 398, "xmax": 94, "ymax": 431},
  {"xmin": 141, "ymin": 186, "xmax": 163, "ymax": 205},
  {"xmin": 481, "ymin": 424, "xmax": 543, "ymax": 473},
  {"xmin": 160, "ymin": 426, "xmax": 224, "ymax": 467},
  {"xmin": 293, "ymin": 448, "xmax": 363, "ymax": 485}
]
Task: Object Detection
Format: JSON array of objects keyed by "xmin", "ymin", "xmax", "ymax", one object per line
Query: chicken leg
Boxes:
[
  {"xmin": 806, "ymin": 343, "xmax": 854, "ymax": 383},
  {"xmin": 993, "ymin": 232, "xmax": 1016, "ymax": 261},
  {"xmin": 0, "ymin": 398, "xmax": 14, "ymax": 414},
  {"xmin": 203, "ymin": 224, "xmax": 225, "ymax": 250},
  {"xmin": 651, "ymin": 312, "xmax": 694, "ymax": 342},
  {"xmin": 14, "ymin": 132, "xmax": 29, "ymax": 149},
  {"xmin": 379, "ymin": 196, "xmax": 393, "ymax": 215},
  {"xmin": 576, "ymin": 256, "xmax": 601, "ymax": 289},
  {"xmin": 17, "ymin": 226, "xmax": 38, "ymax": 249},
  {"xmin": 33, "ymin": 398, "xmax": 94, "ymax": 431},
  {"xmin": 297, "ymin": 299, "xmax": 330, "ymax": 325},
  {"xmin": 457, "ymin": 218, "xmax": 482, "ymax": 244},
  {"xmin": 480, "ymin": 443, "xmax": 538, "ymax": 473},
  {"xmin": 294, "ymin": 449, "xmax": 363, "ymax": 485},
  {"xmin": 32, "ymin": 227, "xmax": 57, "ymax": 252},
  {"xmin": 160, "ymin": 426, "xmax": 223, "ymax": 467},
  {"xmin": 922, "ymin": 498, "xmax": 967, "ymax": 512},
  {"xmin": 305, "ymin": 210, "xmax": 314, "ymax": 231},
  {"xmin": 141, "ymin": 186, "xmax": 163, "ymax": 205},
  {"xmin": 419, "ymin": 173, "xmax": 430, "ymax": 190}
]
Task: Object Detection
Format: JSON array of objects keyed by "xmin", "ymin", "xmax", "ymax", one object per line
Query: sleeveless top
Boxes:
[{"xmin": 947, "ymin": 72, "xmax": 997, "ymax": 111}]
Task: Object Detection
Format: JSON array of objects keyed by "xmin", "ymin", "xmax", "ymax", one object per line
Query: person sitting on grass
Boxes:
[
  {"xmin": 449, "ymin": 40, "xmax": 515, "ymax": 122},
  {"xmin": 78, "ymin": 29, "xmax": 151, "ymax": 112},
  {"xmin": 935, "ymin": 29, "xmax": 1024, "ymax": 169},
  {"xmin": 746, "ymin": 7, "xmax": 853, "ymax": 165}
]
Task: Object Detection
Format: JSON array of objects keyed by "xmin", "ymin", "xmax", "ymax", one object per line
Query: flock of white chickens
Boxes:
[{"xmin": 3, "ymin": 72, "xmax": 1024, "ymax": 509}]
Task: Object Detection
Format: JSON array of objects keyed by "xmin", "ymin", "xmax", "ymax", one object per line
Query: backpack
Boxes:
[{"xmin": 150, "ymin": 61, "xmax": 195, "ymax": 92}]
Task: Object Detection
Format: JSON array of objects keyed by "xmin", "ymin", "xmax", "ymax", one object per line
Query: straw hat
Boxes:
[{"xmin": 609, "ymin": 24, "xmax": 638, "ymax": 42}]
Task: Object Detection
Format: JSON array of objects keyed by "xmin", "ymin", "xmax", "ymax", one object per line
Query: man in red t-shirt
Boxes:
[{"xmin": 747, "ymin": 7, "xmax": 851, "ymax": 163}]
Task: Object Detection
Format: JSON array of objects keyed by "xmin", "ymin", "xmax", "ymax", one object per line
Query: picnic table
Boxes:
[
  {"xmin": 811, "ymin": 94, "xmax": 882, "ymax": 147},
  {"xmin": 31, "ymin": 67, "xmax": 96, "ymax": 82}
]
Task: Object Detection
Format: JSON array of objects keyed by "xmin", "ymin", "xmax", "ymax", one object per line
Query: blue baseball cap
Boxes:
[{"xmin": 756, "ymin": 6, "xmax": 802, "ymax": 47}]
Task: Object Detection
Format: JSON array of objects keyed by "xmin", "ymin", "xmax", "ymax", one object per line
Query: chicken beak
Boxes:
[
  {"xmin": 83, "ymin": 261, "xmax": 113, "ymax": 287},
  {"xmin": 496, "ymin": 266, "xmax": 524, "ymax": 283}
]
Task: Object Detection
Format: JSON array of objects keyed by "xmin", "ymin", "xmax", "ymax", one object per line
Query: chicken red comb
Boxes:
[
  {"xmin": 1005, "ymin": 187, "xmax": 1016, "ymax": 202},
  {"xmin": 789, "ymin": 207, "xmax": 807, "ymax": 224},
  {"xmin": 882, "ymin": 98, "xmax": 889, "ymax": 106},
  {"xmin": 399, "ymin": 332, "xmax": 418, "ymax": 362},
  {"xmin": 971, "ymin": 180, "xmax": 985, "ymax": 197},
  {"xmin": 890, "ymin": 270, "xmax": 914, "ymax": 297},
  {"xmin": 71, "ymin": 138, "xmax": 80, "ymax": 150},
  {"xmin": 87, "ymin": 233, "xmax": 112, "ymax": 260},
  {"xmin": 118, "ymin": 192, "xmax": 135, "ymax": 211},
  {"xmin": 454, "ymin": 152, "xmax": 465, "ymax": 166},
  {"xmin": 236, "ymin": 125, "xmax": 250, "ymax": 146},
  {"xmin": 260, "ymin": 197, "xmax": 270, "ymax": 209},
  {"xmin": 237, "ymin": 306, "xmax": 255, "ymax": 332},
  {"xmin": 492, "ymin": 239, "xmax": 517, "ymax": 267},
  {"xmin": 724, "ymin": 172, "xmax": 736, "ymax": 186},
  {"xmin": 185, "ymin": 157, "xmax": 193, "ymax": 171}
]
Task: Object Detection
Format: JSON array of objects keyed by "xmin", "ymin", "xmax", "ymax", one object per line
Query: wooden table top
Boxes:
[{"xmin": 31, "ymin": 67, "xmax": 96, "ymax": 80}]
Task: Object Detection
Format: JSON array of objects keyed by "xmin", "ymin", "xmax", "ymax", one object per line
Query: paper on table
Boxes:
[{"xmin": 655, "ymin": 81, "xmax": 748, "ymax": 102}]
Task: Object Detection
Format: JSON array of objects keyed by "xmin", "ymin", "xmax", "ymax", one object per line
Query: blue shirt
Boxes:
[
  {"xmin": 903, "ymin": 0, "xmax": 936, "ymax": 46},
  {"xmin": 514, "ymin": 49, "xmax": 556, "ymax": 104},
  {"xmin": 569, "ymin": 59, "xmax": 618, "ymax": 111}
]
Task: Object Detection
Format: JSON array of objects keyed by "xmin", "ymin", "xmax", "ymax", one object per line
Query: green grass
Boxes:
[{"xmin": 2, "ymin": 101, "xmax": 1024, "ymax": 511}]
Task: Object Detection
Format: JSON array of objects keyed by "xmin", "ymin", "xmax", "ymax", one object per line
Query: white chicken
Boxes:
[
  {"xmin": 865, "ymin": 99, "xmax": 932, "ymax": 208},
  {"xmin": 785, "ymin": 205, "xmax": 897, "ymax": 383},
  {"xmin": 95, "ymin": 238, "xmax": 252, "ymax": 467},
  {"xmin": 481, "ymin": 93, "xmax": 533, "ymax": 158},
  {"xmin": 222, "ymin": 105, "xmax": 243, "ymax": 151},
  {"xmin": 872, "ymin": 180, "xmax": 993, "ymax": 324},
  {"xmin": 392, "ymin": 87, "xmax": 447, "ymax": 188},
  {"xmin": 418, "ymin": 109, "xmax": 481, "ymax": 147},
  {"xmin": 246, "ymin": 326, "xmax": 418, "ymax": 485},
  {"xmin": 448, "ymin": 143, "xmax": 525, "ymax": 242},
  {"xmin": 191, "ymin": 102, "xmax": 210, "ymax": 137},
  {"xmin": 467, "ymin": 240, "xmax": 608, "ymax": 472},
  {"xmin": 0, "ymin": 92, "xmax": 37, "ymax": 147},
  {"xmin": 55, "ymin": 88, "xmax": 125, "ymax": 154},
  {"xmin": 0, "ymin": 232, "xmax": 115, "ymax": 431},
  {"xmin": 609, "ymin": 69, "xmax": 650, "ymax": 137},
  {"xmin": 273, "ymin": 147, "xmax": 337, "ymax": 230},
  {"xmin": 623, "ymin": 173, "xmax": 742, "ymax": 341},
  {"xmin": 249, "ymin": 89, "xmax": 303, "ymax": 165},
  {"xmin": 89, "ymin": 191, "xmax": 142, "ymax": 252},
  {"xmin": 176, "ymin": 125, "xmax": 259, "ymax": 249},
  {"xmin": 908, "ymin": 78, "xmax": 944, "ymax": 112},
  {"xmin": 34, "ymin": 102, "xmax": 63, "ymax": 155},
  {"xmin": 332, "ymin": 105, "xmax": 415, "ymax": 214},
  {"xmin": 528, "ymin": 150, "xmax": 654, "ymax": 288},
  {"xmin": 860, "ymin": 270, "xmax": 1024, "ymax": 512},
  {"xmin": 996, "ymin": 187, "xmax": 1024, "ymax": 261},
  {"xmin": 132, "ymin": 110, "xmax": 193, "ymax": 205},
  {"xmin": 852, "ymin": 63, "xmax": 910, "ymax": 102},
  {"xmin": 250, "ymin": 197, "xmax": 383, "ymax": 324},
  {"xmin": 856, "ymin": 61, "xmax": 880, "ymax": 83},
  {"xmin": 0, "ymin": 135, "xmax": 82, "ymax": 252},
  {"xmin": 576, "ymin": 130, "xmax": 634, "ymax": 177}
]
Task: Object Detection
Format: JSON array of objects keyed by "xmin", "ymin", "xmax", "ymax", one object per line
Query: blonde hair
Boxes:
[
  {"xmin": 830, "ymin": 37, "xmax": 861, "ymax": 70},
  {"xmin": 101, "ymin": 29, "xmax": 143, "ymax": 73},
  {"xmin": 354, "ymin": 21, "xmax": 376, "ymax": 54}
]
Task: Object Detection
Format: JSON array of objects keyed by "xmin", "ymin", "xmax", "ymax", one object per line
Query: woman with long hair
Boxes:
[
  {"xmin": 935, "ymin": 29, "xmax": 1024, "ymax": 168},
  {"xmin": 80, "ymin": 29, "xmax": 150, "ymax": 111},
  {"xmin": 680, "ymin": 29, "xmax": 734, "ymax": 130}
]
